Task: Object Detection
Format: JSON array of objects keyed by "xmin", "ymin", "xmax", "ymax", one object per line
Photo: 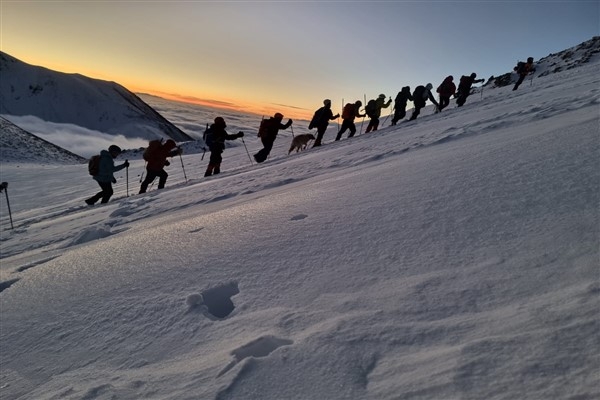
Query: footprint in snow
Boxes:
[
  {"xmin": 291, "ymin": 214, "xmax": 308, "ymax": 221},
  {"xmin": 217, "ymin": 335, "xmax": 294, "ymax": 377}
]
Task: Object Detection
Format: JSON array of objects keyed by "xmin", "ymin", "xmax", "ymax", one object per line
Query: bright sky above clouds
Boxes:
[{"xmin": 2, "ymin": 1, "xmax": 598, "ymax": 120}]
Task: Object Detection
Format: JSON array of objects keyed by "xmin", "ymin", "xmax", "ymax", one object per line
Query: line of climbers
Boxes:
[{"xmin": 86, "ymin": 58, "xmax": 536, "ymax": 204}]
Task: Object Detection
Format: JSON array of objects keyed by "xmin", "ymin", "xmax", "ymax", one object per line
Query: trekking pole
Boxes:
[
  {"xmin": 178, "ymin": 151, "xmax": 188, "ymax": 183},
  {"xmin": 0, "ymin": 182, "xmax": 14, "ymax": 230},
  {"xmin": 201, "ymin": 122, "xmax": 210, "ymax": 161},
  {"xmin": 126, "ymin": 164, "xmax": 129, "ymax": 197},
  {"xmin": 290, "ymin": 123, "xmax": 295, "ymax": 138},
  {"xmin": 339, "ymin": 98, "xmax": 343, "ymax": 131},
  {"xmin": 359, "ymin": 94, "xmax": 366, "ymax": 135},
  {"xmin": 139, "ymin": 162, "xmax": 146, "ymax": 183},
  {"xmin": 382, "ymin": 104, "xmax": 394, "ymax": 126},
  {"xmin": 241, "ymin": 137, "xmax": 253, "ymax": 165}
]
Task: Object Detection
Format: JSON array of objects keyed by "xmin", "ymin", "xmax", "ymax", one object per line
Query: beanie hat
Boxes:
[
  {"xmin": 527, "ymin": 57, "xmax": 534, "ymax": 63},
  {"xmin": 355, "ymin": 100, "xmax": 362, "ymax": 106},
  {"xmin": 378, "ymin": 94, "xmax": 386, "ymax": 99},
  {"xmin": 214, "ymin": 117, "xmax": 226, "ymax": 127},
  {"xmin": 323, "ymin": 99, "xmax": 331, "ymax": 106},
  {"xmin": 470, "ymin": 73, "xmax": 477, "ymax": 78},
  {"xmin": 274, "ymin": 112, "xmax": 284, "ymax": 120},
  {"xmin": 108, "ymin": 145, "xmax": 122, "ymax": 154},
  {"xmin": 425, "ymin": 83, "xmax": 433, "ymax": 90},
  {"xmin": 165, "ymin": 139, "xmax": 176, "ymax": 148}
]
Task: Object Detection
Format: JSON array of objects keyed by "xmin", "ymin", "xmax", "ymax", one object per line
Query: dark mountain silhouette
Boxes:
[{"xmin": 0, "ymin": 52, "xmax": 193, "ymax": 142}]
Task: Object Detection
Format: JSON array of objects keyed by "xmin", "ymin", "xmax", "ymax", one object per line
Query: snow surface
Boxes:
[{"xmin": 0, "ymin": 58, "xmax": 599, "ymax": 399}]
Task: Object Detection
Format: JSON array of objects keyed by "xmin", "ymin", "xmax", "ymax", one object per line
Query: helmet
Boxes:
[
  {"xmin": 323, "ymin": 99, "xmax": 331, "ymax": 106},
  {"xmin": 214, "ymin": 117, "xmax": 226, "ymax": 127},
  {"xmin": 274, "ymin": 112, "xmax": 284, "ymax": 120},
  {"xmin": 378, "ymin": 94, "xmax": 386, "ymax": 99},
  {"xmin": 108, "ymin": 145, "xmax": 122, "ymax": 154}
]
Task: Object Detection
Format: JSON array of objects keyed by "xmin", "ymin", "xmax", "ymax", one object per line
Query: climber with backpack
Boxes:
[
  {"xmin": 138, "ymin": 139, "xmax": 182, "ymax": 193},
  {"xmin": 513, "ymin": 57, "xmax": 536, "ymax": 91},
  {"xmin": 203, "ymin": 117, "xmax": 244, "ymax": 177},
  {"xmin": 365, "ymin": 94, "xmax": 392, "ymax": 133},
  {"xmin": 391, "ymin": 86, "xmax": 413, "ymax": 125},
  {"xmin": 436, "ymin": 76, "xmax": 456, "ymax": 111},
  {"xmin": 85, "ymin": 145, "xmax": 129, "ymax": 205},
  {"xmin": 335, "ymin": 100, "xmax": 365, "ymax": 141},
  {"xmin": 253, "ymin": 112, "xmax": 293, "ymax": 163},
  {"xmin": 409, "ymin": 83, "xmax": 439, "ymax": 121},
  {"xmin": 308, "ymin": 99, "xmax": 340, "ymax": 147},
  {"xmin": 456, "ymin": 73, "xmax": 485, "ymax": 107}
]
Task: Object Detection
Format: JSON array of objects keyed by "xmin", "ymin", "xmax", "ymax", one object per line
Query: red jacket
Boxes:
[{"xmin": 146, "ymin": 142, "xmax": 178, "ymax": 171}]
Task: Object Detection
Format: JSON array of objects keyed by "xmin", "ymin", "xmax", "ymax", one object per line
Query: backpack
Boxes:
[
  {"xmin": 413, "ymin": 85, "xmax": 425, "ymax": 100},
  {"xmin": 202, "ymin": 124, "xmax": 214, "ymax": 147},
  {"xmin": 308, "ymin": 108, "xmax": 323, "ymax": 130},
  {"xmin": 341, "ymin": 103, "xmax": 355, "ymax": 119},
  {"xmin": 257, "ymin": 118, "xmax": 272, "ymax": 138},
  {"xmin": 143, "ymin": 139, "xmax": 162, "ymax": 161},
  {"xmin": 514, "ymin": 61, "xmax": 525, "ymax": 73},
  {"xmin": 88, "ymin": 155, "xmax": 100, "ymax": 176},
  {"xmin": 365, "ymin": 100, "xmax": 377, "ymax": 117}
]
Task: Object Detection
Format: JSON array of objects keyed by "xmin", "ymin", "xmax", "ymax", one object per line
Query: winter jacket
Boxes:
[
  {"xmin": 311, "ymin": 106, "xmax": 337, "ymax": 129},
  {"xmin": 394, "ymin": 87, "xmax": 413, "ymax": 108},
  {"xmin": 372, "ymin": 97, "xmax": 392, "ymax": 118},
  {"xmin": 146, "ymin": 142, "xmax": 179, "ymax": 171},
  {"xmin": 207, "ymin": 124, "xmax": 241, "ymax": 152},
  {"xmin": 458, "ymin": 75, "xmax": 484, "ymax": 93},
  {"xmin": 516, "ymin": 61, "xmax": 535, "ymax": 76},
  {"xmin": 262, "ymin": 118, "xmax": 292, "ymax": 141},
  {"xmin": 413, "ymin": 86, "xmax": 438, "ymax": 107},
  {"xmin": 94, "ymin": 150, "xmax": 127, "ymax": 183},
  {"xmin": 437, "ymin": 76, "xmax": 456, "ymax": 97}
]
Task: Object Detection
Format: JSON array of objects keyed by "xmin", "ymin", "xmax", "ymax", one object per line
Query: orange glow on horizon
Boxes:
[
  {"xmin": 138, "ymin": 89, "xmax": 313, "ymax": 122},
  {"xmin": 7, "ymin": 52, "xmax": 313, "ymax": 122}
]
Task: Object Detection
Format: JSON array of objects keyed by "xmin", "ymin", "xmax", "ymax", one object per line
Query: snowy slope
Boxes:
[
  {"xmin": 0, "ymin": 52, "xmax": 193, "ymax": 142},
  {"xmin": 0, "ymin": 41, "xmax": 598, "ymax": 400},
  {"xmin": 0, "ymin": 117, "xmax": 86, "ymax": 164}
]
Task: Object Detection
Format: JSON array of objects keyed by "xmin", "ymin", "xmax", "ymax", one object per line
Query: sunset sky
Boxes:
[{"xmin": 2, "ymin": 1, "xmax": 598, "ymax": 120}]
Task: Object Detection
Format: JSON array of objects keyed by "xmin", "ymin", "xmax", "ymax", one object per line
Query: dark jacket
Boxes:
[
  {"xmin": 372, "ymin": 97, "xmax": 392, "ymax": 118},
  {"xmin": 413, "ymin": 85, "xmax": 438, "ymax": 107},
  {"xmin": 263, "ymin": 118, "xmax": 292, "ymax": 141},
  {"xmin": 146, "ymin": 142, "xmax": 179, "ymax": 171},
  {"xmin": 437, "ymin": 76, "xmax": 456, "ymax": 97},
  {"xmin": 94, "ymin": 150, "xmax": 127, "ymax": 183},
  {"xmin": 458, "ymin": 75, "xmax": 484, "ymax": 93},
  {"xmin": 207, "ymin": 124, "xmax": 240, "ymax": 152},
  {"xmin": 516, "ymin": 61, "xmax": 535, "ymax": 76},
  {"xmin": 311, "ymin": 106, "xmax": 337, "ymax": 129},
  {"xmin": 394, "ymin": 87, "xmax": 413, "ymax": 108}
]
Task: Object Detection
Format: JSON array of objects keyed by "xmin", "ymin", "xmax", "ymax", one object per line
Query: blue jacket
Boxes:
[{"xmin": 94, "ymin": 150, "xmax": 127, "ymax": 183}]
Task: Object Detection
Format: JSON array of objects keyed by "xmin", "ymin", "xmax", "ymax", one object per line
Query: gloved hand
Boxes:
[
  {"xmin": 238, "ymin": 131, "xmax": 244, "ymax": 138},
  {"xmin": 112, "ymin": 177, "xmax": 117, "ymax": 184},
  {"xmin": 164, "ymin": 160, "xmax": 170, "ymax": 166},
  {"xmin": 334, "ymin": 113, "xmax": 340, "ymax": 119},
  {"xmin": 288, "ymin": 119, "xmax": 293, "ymax": 125},
  {"xmin": 177, "ymin": 147, "xmax": 183, "ymax": 155},
  {"xmin": 124, "ymin": 160, "xmax": 130, "ymax": 168}
]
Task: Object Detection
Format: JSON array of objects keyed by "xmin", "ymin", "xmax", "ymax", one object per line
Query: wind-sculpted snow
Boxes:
[{"xmin": 0, "ymin": 50, "xmax": 598, "ymax": 400}]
